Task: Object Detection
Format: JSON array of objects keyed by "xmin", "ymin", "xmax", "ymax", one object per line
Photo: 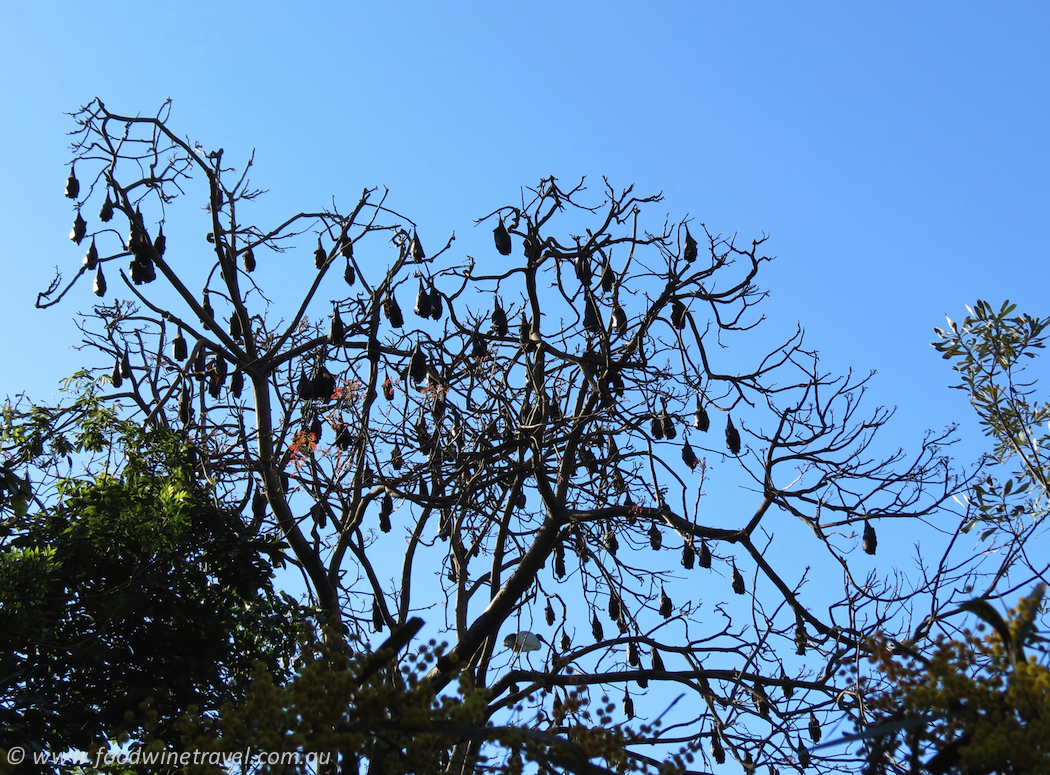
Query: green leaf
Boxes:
[
  {"xmin": 959, "ymin": 597, "xmax": 1012, "ymax": 657},
  {"xmin": 1011, "ymin": 583, "xmax": 1047, "ymax": 667}
]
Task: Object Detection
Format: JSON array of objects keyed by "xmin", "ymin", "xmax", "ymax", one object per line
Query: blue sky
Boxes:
[{"xmin": 3, "ymin": 2, "xmax": 1047, "ymax": 453}]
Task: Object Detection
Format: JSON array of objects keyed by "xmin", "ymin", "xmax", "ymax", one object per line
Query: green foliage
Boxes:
[
  {"xmin": 864, "ymin": 586, "xmax": 1050, "ymax": 775},
  {"xmin": 0, "ymin": 464, "xmax": 31, "ymax": 518},
  {"xmin": 175, "ymin": 631, "xmax": 478, "ymax": 775},
  {"xmin": 933, "ymin": 299, "xmax": 1050, "ymax": 533},
  {"xmin": 851, "ymin": 301, "xmax": 1050, "ymax": 773},
  {"xmin": 173, "ymin": 628, "xmax": 639, "ymax": 775},
  {"xmin": 0, "ymin": 393, "xmax": 301, "ymax": 758}
]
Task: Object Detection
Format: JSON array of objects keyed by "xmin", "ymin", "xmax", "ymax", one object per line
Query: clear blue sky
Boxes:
[{"xmin": 3, "ymin": 1, "xmax": 1047, "ymax": 453}]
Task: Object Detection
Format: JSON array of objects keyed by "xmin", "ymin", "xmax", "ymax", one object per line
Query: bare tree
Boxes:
[{"xmin": 40, "ymin": 98, "xmax": 995, "ymax": 774}]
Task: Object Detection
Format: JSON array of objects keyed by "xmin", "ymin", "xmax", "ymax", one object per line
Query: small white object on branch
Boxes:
[{"xmin": 503, "ymin": 631, "xmax": 545, "ymax": 652}]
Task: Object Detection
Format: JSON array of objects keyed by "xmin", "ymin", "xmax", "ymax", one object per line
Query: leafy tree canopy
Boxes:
[
  {"xmin": 0, "ymin": 383, "xmax": 301, "ymax": 759},
  {"xmin": 842, "ymin": 301, "xmax": 1050, "ymax": 774}
]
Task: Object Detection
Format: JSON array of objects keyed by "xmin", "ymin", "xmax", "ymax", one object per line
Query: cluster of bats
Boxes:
[{"xmin": 66, "ymin": 163, "xmax": 880, "ymax": 642}]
